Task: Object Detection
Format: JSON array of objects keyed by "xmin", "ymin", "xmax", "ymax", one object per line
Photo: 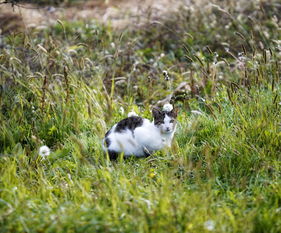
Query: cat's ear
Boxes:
[
  {"xmin": 173, "ymin": 107, "xmax": 179, "ymax": 118},
  {"xmin": 170, "ymin": 107, "xmax": 178, "ymax": 118},
  {"xmin": 152, "ymin": 107, "xmax": 162, "ymax": 119}
]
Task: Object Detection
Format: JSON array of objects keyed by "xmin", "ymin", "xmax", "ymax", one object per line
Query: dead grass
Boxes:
[{"xmin": 0, "ymin": 0, "xmax": 185, "ymax": 31}]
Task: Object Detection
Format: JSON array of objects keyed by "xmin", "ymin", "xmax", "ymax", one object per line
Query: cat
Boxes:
[{"xmin": 103, "ymin": 104, "xmax": 178, "ymax": 160}]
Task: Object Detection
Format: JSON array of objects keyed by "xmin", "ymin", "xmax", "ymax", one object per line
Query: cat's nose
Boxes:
[{"xmin": 166, "ymin": 127, "xmax": 171, "ymax": 131}]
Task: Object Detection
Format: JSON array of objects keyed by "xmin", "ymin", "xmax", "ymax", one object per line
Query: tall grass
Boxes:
[{"xmin": 0, "ymin": 0, "xmax": 281, "ymax": 232}]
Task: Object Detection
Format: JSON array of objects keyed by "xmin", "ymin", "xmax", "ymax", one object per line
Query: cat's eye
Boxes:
[{"xmin": 170, "ymin": 119, "xmax": 175, "ymax": 123}]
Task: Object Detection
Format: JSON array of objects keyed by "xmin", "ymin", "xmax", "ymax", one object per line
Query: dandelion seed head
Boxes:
[
  {"xmin": 163, "ymin": 103, "xmax": 173, "ymax": 112},
  {"xmin": 204, "ymin": 220, "xmax": 215, "ymax": 231},
  {"xmin": 110, "ymin": 42, "xmax": 115, "ymax": 48},
  {"xmin": 39, "ymin": 145, "xmax": 50, "ymax": 157}
]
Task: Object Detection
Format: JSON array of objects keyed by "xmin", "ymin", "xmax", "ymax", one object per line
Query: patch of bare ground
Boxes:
[{"xmin": 0, "ymin": 0, "xmax": 188, "ymax": 33}]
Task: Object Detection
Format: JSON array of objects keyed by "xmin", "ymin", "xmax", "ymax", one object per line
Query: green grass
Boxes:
[{"xmin": 0, "ymin": 0, "xmax": 281, "ymax": 232}]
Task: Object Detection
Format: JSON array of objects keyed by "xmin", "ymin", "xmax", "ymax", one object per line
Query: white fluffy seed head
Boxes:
[
  {"xmin": 119, "ymin": 106, "xmax": 125, "ymax": 115},
  {"xmin": 191, "ymin": 110, "xmax": 203, "ymax": 115},
  {"xmin": 163, "ymin": 103, "xmax": 173, "ymax": 112},
  {"xmin": 204, "ymin": 220, "xmax": 215, "ymax": 231},
  {"xmin": 39, "ymin": 145, "xmax": 50, "ymax": 157}
]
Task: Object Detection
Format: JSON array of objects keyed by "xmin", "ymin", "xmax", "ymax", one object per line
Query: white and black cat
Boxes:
[{"xmin": 103, "ymin": 104, "xmax": 178, "ymax": 160}]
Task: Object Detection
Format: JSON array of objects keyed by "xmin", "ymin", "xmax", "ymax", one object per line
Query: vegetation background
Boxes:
[{"xmin": 0, "ymin": 0, "xmax": 280, "ymax": 232}]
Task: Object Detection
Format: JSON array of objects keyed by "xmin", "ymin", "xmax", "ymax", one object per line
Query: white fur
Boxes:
[
  {"xmin": 127, "ymin": 111, "xmax": 138, "ymax": 117},
  {"xmin": 158, "ymin": 114, "xmax": 176, "ymax": 136},
  {"xmin": 104, "ymin": 116, "xmax": 176, "ymax": 157}
]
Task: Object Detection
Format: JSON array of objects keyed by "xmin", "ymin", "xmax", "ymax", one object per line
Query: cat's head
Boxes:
[{"xmin": 152, "ymin": 104, "xmax": 178, "ymax": 134}]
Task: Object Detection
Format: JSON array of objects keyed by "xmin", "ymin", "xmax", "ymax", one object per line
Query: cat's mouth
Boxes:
[{"xmin": 162, "ymin": 129, "xmax": 172, "ymax": 134}]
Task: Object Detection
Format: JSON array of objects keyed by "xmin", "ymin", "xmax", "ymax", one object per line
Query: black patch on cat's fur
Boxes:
[
  {"xmin": 104, "ymin": 130, "xmax": 111, "ymax": 147},
  {"xmin": 152, "ymin": 108, "xmax": 165, "ymax": 125},
  {"xmin": 166, "ymin": 109, "xmax": 178, "ymax": 118},
  {"xmin": 105, "ymin": 137, "xmax": 111, "ymax": 147},
  {"xmin": 105, "ymin": 129, "xmax": 111, "ymax": 138},
  {"xmin": 152, "ymin": 107, "xmax": 178, "ymax": 125},
  {"xmin": 115, "ymin": 116, "xmax": 143, "ymax": 133}
]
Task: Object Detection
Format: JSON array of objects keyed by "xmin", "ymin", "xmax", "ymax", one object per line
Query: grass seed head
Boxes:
[{"xmin": 163, "ymin": 70, "xmax": 170, "ymax": 81}]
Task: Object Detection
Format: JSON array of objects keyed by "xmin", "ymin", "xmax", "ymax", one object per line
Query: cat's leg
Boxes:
[
  {"xmin": 166, "ymin": 139, "xmax": 172, "ymax": 148},
  {"xmin": 166, "ymin": 131, "xmax": 176, "ymax": 148}
]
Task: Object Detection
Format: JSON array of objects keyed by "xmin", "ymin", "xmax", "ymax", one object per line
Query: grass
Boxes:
[{"xmin": 0, "ymin": 0, "xmax": 281, "ymax": 232}]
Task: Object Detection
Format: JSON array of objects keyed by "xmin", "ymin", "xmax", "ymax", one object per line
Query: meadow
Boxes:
[{"xmin": 0, "ymin": 0, "xmax": 281, "ymax": 232}]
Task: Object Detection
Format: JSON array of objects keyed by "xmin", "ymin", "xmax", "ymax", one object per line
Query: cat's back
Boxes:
[
  {"xmin": 104, "ymin": 116, "xmax": 150, "ymax": 157},
  {"xmin": 114, "ymin": 116, "xmax": 144, "ymax": 133},
  {"xmin": 104, "ymin": 116, "xmax": 148, "ymax": 147}
]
